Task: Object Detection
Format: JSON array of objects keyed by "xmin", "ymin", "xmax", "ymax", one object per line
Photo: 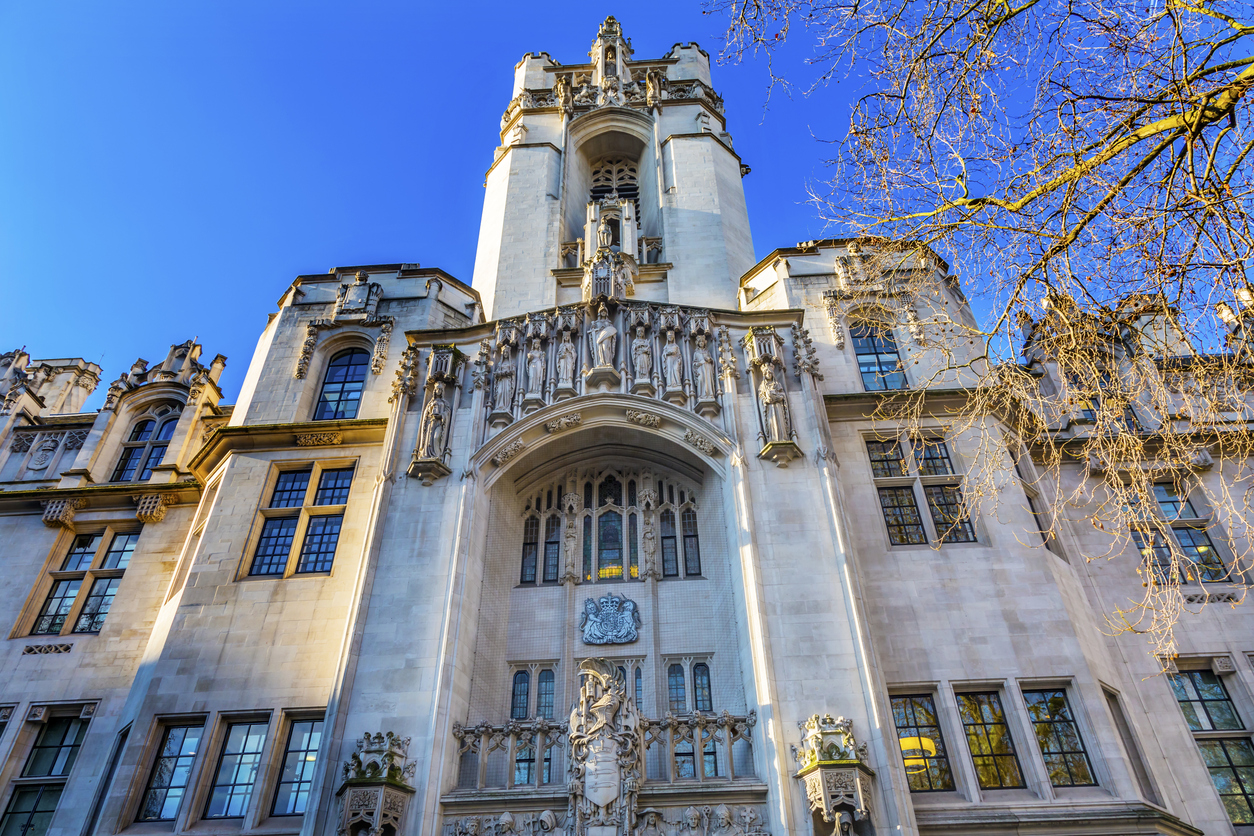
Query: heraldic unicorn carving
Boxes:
[{"xmin": 567, "ymin": 658, "xmax": 643, "ymax": 836}]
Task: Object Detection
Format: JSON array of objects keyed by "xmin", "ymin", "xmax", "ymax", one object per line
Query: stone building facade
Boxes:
[{"xmin": 1, "ymin": 17, "xmax": 1251, "ymax": 836}]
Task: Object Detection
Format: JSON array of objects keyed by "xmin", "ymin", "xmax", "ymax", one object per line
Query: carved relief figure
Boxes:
[
  {"xmin": 556, "ymin": 332, "xmax": 577, "ymax": 388},
  {"xmin": 631, "ymin": 327, "xmax": 652, "ymax": 381},
  {"xmin": 662, "ymin": 331, "xmax": 683, "ymax": 390},
  {"xmin": 580, "ymin": 594, "xmax": 641, "ymax": 644},
  {"xmin": 590, "ymin": 306, "xmax": 617, "ymax": 367},
  {"xmin": 693, "ymin": 335, "xmax": 715, "ymax": 400},
  {"xmin": 494, "ymin": 345, "xmax": 515, "ymax": 410},
  {"xmin": 711, "ymin": 805, "xmax": 743, "ymax": 836},
  {"xmin": 28, "ymin": 437, "xmax": 60, "ymax": 470},
  {"xmin": 759, "ymin": 366, "xmax": 790, "ymax": 443},
  {"xmin": 526, "ymin": 339, "xmax": 546, "ymax": 395},
  {"xmin": 418, "ymin": 382, "xmax": 450, "ymax": 460},
  {"xmin": 337, "ymin": 271, "xmax": 382, "ymax": 319},
  {"xmin": 680, "ymin": 806, "xmax": 704, "ymax": 836},
  {"xmin": 638, "ymin": 809, "xmax": 665, "ymax": 836}
]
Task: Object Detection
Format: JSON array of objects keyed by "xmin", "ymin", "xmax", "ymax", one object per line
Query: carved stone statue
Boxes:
[
  {"xmin": 693, "ymin": 335, "xmax": 716, "ymax": 400},
  {"xmin": 556, "ymin": 332, "xmax": 577, "ymax": 388},
  {"xmin": 598, "ymin": 75, "xmax": 625, "ymax": 108},
  {"xmin": 759, "ymin": 365, "xmax": 790, "ymax": 443},
  {"xmin": 336, "ymin": 271, "xmax": 382, "ymax": 320},
  {"xmin": 418, "ymin": 382, "xmax": 450, "ymax": 460},
  {"xmin": 590, "ymin": 306, "xmax": 617, "ymax": 368},
  {"xmin": 631, "ymin": 327, "xmax": 652, "ymax": 381},
  {"xmin": 562, "ymin": 515, "xmax": 580, "ymax": 583},
  {"xmin": 638, "ymin": 809, "xmax": 665, "ymax": 836},
  {"xmin": 641, "ymin": 514, "xmax": 659, "ymax": 580},
  {"xmin": 555, "ymin": 75, "xmax": 573, "ymax": 112},
  {"xmin": 494, "ymin": 345, "xmax": 515, "ymax": 411},
  {"xmin": 597, "ymin": 216, "xmax": 614, "ymax": 250},
  {"xmin": 526, "ymin": 339, "xmax": 546, "ymax": 395},
  {"xmin": 662, "ymin": 331, "xmax": 683, "ymax": 390}
]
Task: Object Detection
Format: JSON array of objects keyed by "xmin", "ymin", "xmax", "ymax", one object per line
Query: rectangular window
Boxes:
[
  {"xmin": 626, "ymin": 514, "xmax": 638, "ymax": 580},
  {"xmin": 924, "ymin": 485, "xmax": 977, "ymax": 543},
  {"xmin": 878, "ymin": 487, "xmax": 927, "ymax": 545},
  {"xmin": 72, "ymin": 578, "xmax": 121, "ymax": 633},
  {"xmin": 1197, "ymin": 738, "xmax": 1254, "ymax": 824},
  {"xmin": 295, "ymin": 515, "xmax": 342, "ymax": 574},
  {"xmin": 866, "ymin": 440, "xmax": 906, "ymax": 477},
  {"xmin": 1131, "ymin": 529, "xmax": 1174, "ymax": 582},
  {"xmin": 61, "ymin": 534, "xmax": 101, "ymax": 571},
  {"xmin": 1154, "ymin": 484, "xmax": 1198, "ymax": 520},
  {"xmin": 1169, "ymin": 670, "xmax": 1243, "ymax": 731},
  {"xmin": 271, "ymin": 720, "xmax": 322, "ymax": 816},
  {"xmin": 1174, "ymin": 527, "xmax": 1227, "ymax": 582},
  {"xmin": 111, "ymin": 447, "xmax": 143, "ymax": 482},
  {"xmin": 536, "ymin": 670, "xmax": 555, "ymax": 720},
  {"xmin": 0, "ymin": 785, "xmax": 63, "ymax": 836},
  {"xmin": 138, "ymin": 725, "xmax": 203, "ymax": 822},
  {"xmin": 1022, "ymin": 690, "xmax": 1096, "ymax": 787},
  {"xmin": 314, "ymin": 468, "xmax": 354, "ymax": 505},
  {"xmin": 956, "ymin": 692, "xmax": 1025, "ymax": 789},
  {"xmin": 31, "ymin": 580, "xmax": 82, "ymax": 635},
  {"xmin": 914, "ymin": 438, "xmax": 956, "ymax": 476},
  {"xmin": 851, "ymin": 324, "xmax": 907, "ymax": 390},
  {"xmin": 660, "ymin": 512, "xmax": 679, "ymax": 577},
  {"xmin": 250, "ymin": 518, "xmax": 299, "ymax": 576},
  {"xmin": 23, "ymin": 718, "xmax": 88, "ymax": 777},
  {"xmin": 270, "ymin": 470, "xmax": 312, "ymax": 508},
  {"xmin": 100, "ymin": 532, "xmax": 139, "ymax": 569},
  {"xmin": 138, "ymin": 446, "xmax": 167, "ymax": 481},
  {"xmin": 681, "ymin": 509, "xmax": 701, "ymax": 576},
  {"xmin": 891, "ymin": 695, "xmax": 955, "ymax": 791},
  {"xmin": 582, "ymin": 516, "xmax": 593, "ymax": 581},
  {"xmin": 204, "ymin": 722, "xmax": 269, "ymax": 818}
]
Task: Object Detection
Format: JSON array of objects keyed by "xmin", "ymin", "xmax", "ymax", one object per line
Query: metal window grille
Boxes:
[
  {"xmin": 314, "ymin": 468, "xmax": 354, "ymax": 505},
  {"xmin": 924, "ymin": 485, "xmax": 977, "ymax": 543},
  {"xmin": 877, "ymin": 487, "xmax": 927, "ymax": 545},
  {"xmin": 137, "ymin": 726, "xmax": 203, "ymax": 822},
  {"xmin": 204, "ymin": 722, "xmax": 269, "ymax": 818},
  {"xmin": 314, "ymin": 349, "xmax": 369, "ymax": 421},
  {"xmin": 956, "ymin": 692, "xmax": 1025, "ymax": 789},
  {"xmin": 271, "ymin": 720, "xmax": 322, "ymax": 816},
  {"xmin": 249, "ymin": 518, "xmax": 298, "ymax": 576},
  {"xmin": 891, "ymin": 694, "xmax": 955, "ymax": 792},
  {"xmin": 1169, "ymin": 671, "xmax": 1244, "ymax": 731},
  {"xmin": 295, "ymin": 515, "xmax": 342, "ymax": 574},
  {"xmin": 1022, "ymin": 690, "xmax": 1096, "ymax": 787}
]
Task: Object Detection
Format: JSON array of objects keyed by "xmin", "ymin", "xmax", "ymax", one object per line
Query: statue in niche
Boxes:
[
  {"xmin": 555, "ymin": 75, "xmax": 573, "ymax": 112},
  {"xmin": 590, "ymin": 306, "xmax": 617, "ymax": 368},
  {"xmin": 494, "ymin": 345, "xmax": 515, "ymax": 411},
  {"xmin": 28, "ymin": 437, "xmax": 60, "ymax": 470},
  {"xmin": 693, "ymin": 334, "xmax": 716, "ymax": 400},
  {"xmin": 562, "ymin": 514, "xmax": 579, "ymax": 583},
  {"xmin": 711, "ymin": 805, "xmax": 743, "ymax": 836},
  {"xmin": 597, "ymin": 216, "xmax": 614, "ymax": 250},
  {"xmin": 556, "ymin": 331, "xmax": 577, "ymax": 388},
  {"xmin": 641, "ymin": 514, "xmax": 658, "ymax": 579},
  {"xmin": 631, "ymin": 327, "xmax": 652, "ymax": 381},
  {"xmin": 604, "ymin": 47, "xmax": 617, "ymax": 77},
  {"xmin": 336, "ymin": 271, "xmax": 382, "ymax": 320},
  {"xmin": 526, "ymin": 339, "xmax": 546, "ymax": 395},
  {"xmin": 417, "ymin": 382, "xmax": 450, "ymax": 459},
  {"xmin": 759, "ymin": 365, "xmax": 790, "ymax": 443},
  {"xmin": 662, "ymin": 331, "xmax": 683, "ymax": 390}
]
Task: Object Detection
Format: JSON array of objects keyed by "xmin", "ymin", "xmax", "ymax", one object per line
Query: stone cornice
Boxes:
[
  {"xmin": 0, "ymin": 480, "xmax": 199, "ymax": 517},
  {"xmin": 188, "ymin": 418, "xmax": 389, "ymax": 481}
]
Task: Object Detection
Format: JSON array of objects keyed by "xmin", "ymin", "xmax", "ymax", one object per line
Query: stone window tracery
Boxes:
[
  {"xmin": 517, "ymin": 466, "xmax": 702, "ymax": 585},
  {"xmin": 110, "ymin": 407, "xmax": 180, "ymax": 483}
]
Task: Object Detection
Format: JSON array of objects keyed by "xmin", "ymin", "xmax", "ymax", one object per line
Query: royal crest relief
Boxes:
[{"xmin": 580, "ymin": 594, "xmax": 641, "ymax": 645}]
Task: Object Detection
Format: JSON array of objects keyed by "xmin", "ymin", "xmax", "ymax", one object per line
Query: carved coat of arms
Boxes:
[{"xmin": 580, "ymin": 594, "xmax": 641, "ymax": 645}]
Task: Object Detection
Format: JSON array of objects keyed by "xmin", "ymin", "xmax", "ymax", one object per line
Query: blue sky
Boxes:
[{"xmin": 0, "ymin": 2, "xmax": 853, "ymax": 407}]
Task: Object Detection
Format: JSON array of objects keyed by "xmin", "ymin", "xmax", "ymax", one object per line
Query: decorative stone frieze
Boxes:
[
  {"xmin": 624, "ymin": 409, "xmax": 660, "ymax": 428},
  {"xmin": 391, "ymin": 345, "xmax": 422, "ymax": 403},
  {"xmin": 296, "ymin": 432, "xmax": 342, "ymax": 447},
  {"xmin": 41, "ymin": 498, "xmax": 86, "ymax": 531},
  {"xmin": 63, "ymin": 430, "xmax": 89, "ymax": 450},
  {"xmin": 336, "ymin": 732, "xmax": 416, "ymax": 836},
  {"xmin": 791, "ymin": 325, "xmax": 823, "ymax": 382},
  {"xmin": 683, "ymin": 429, "xmax": 716, "ymax": 456},
  {"xmin": 794, "ymin": 714, "xmax": 875, "ymax": 832},
  {"xmin": 545, "ymin": 413, "xmax": 583, "ymax": 434},
  {"xmin": 133, "ymin": 493, "xmax": 175, "ymax": 524},
  {"xmin": 580, "ymin": 593, "xmax": 641, "ymax": 644},
  {"xmin": 491, "ymin": 440, "xmax": 526, "ymax": 467},
  {"xmin": 10, "ymin": 433, "xmax": 35, "ymax": 453},
  {"xmin": 1212, "ymin": 655, "xmax": 1237, "ymax": 674},
  {"xmin": 1184, "ymin": 592, "xmax": 1240, "ymax": 604},
  {"xmin": 22, "ymin": 644, "xmax": 71, "ymax": 655},
  {"xmin": 28, "ymin": 435, "xmax": 62, "ymax": 470}
]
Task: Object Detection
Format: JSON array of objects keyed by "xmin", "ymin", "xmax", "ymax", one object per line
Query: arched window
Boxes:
[
  {"xmin": 590, "ymin": 157, "xmax": 640, "ymax": 213},
  {"xmin": 693, "ymin": 663, "xmax": 713, "ymax": 712},
  {"xmin": 314, "ymin": 349, "xmax": 369, "ymax": 420},
  {"xmin": 634, "ymin": 667, "xmax": 643, "ymax": 709},
  {"xmin": 111, "ymin": 414, "xmax": 179, "ymax": 483},
  {"xmin": 668, "ymin": 664, "xmax": 687, "ymax": 713},
  {"xmin": 850, "ymin": 323, "xmax": 907, "ymax": 391},
  {"xmin": 582, "ymin": 517, "xmax": 593, "ymax": 581},
  {"xmin": 681, "ymin": 508, "xmax": 701, "ymax": 576},
  {"xmin": 599, "ymin": 476, "xmax": 622, "ymax": 507},
  {"xmin": 510, "ymin": 671, "xmax": 530, "ymax": 720},
  {"xmin": 598, "ymin": 511, "xmax": 623, "ymax": 579},
  {"xmin": 520, "ymin": 517, "xmax": 540, "ymax": 584},
  {"xmin": 628, "ymin": 513, "xmax": 639, "ymax": 579},
  {"xmin": 536, "ymin": 670, "xmax": 555, "ymax": 719},
  {"xmin": 542, "ymin": 516, "xmax": 561, "ymax": 583},
  {"xmin": 660, "ymin": 510, "xmax": 679, "ymax": 577}
]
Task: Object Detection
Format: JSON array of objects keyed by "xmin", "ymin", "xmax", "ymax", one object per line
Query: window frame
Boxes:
[
  {"xmin": 3, "ymin": 708, "xmax": 94, "ymax": 836},
  {"xmin": 954, "ymin": 690, "xmax": 1027, "ymax": 790},
  {"xmin": 202, "ymin": 719, "xmax": 271, "ymax": 821},
  {"xmin": 27, "ymin": 526, "xmax": 139, "ymax": 637},
  {"xmin": 1168, "ymin": 661, "xmax": 1254, "ymax": 825},
  {"xmin": 849, "ymin": 321, "xmax": 909, "ymax": 391},
  {"xmin": 313, "ymin": 348, "xmax": 370, "ymax": 421},
  {"xmin": 865, "ymin": 434, "xmax": 978, "ymax": 547},
  {"xmin": 268, "ymin": 711, "xmax": 326, "ymax": 819},
  {"xmin": 890, "ymin": 692, "xmax": 958, "ymax": 793},
  {"xmin": 243, "ymin": 460, "xmax": 356, "ymax": 580},
  {"xmin": 135, "ymin": 720, "xmax": 207, "ymax": 824},
  {"xmin": 1131, "ymin": 483, "xmax": 1232, "ymax": 584},
  {"xmin": 109, "ymin": 407, "xmax": 181, "ymax": 484},
  {"xmin": 1020, "ymin": 688, "xmax": 1098, "ymax": 788}
]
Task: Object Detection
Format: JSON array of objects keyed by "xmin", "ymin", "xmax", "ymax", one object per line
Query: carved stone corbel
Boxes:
[
  {"xmin": 794, "ymin": 714, "xmax": 875, "ymax": 835},
  {"xmin": 336, "ymin": 732, "xmax": 416, "ymax": 836},
  {"xmin": 133, "ymin": 493, "xmax": 175, "ymax": 524},
  {"xmin": 41, "ymin": 498, "xmax": 87, "ymax": 531}
]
